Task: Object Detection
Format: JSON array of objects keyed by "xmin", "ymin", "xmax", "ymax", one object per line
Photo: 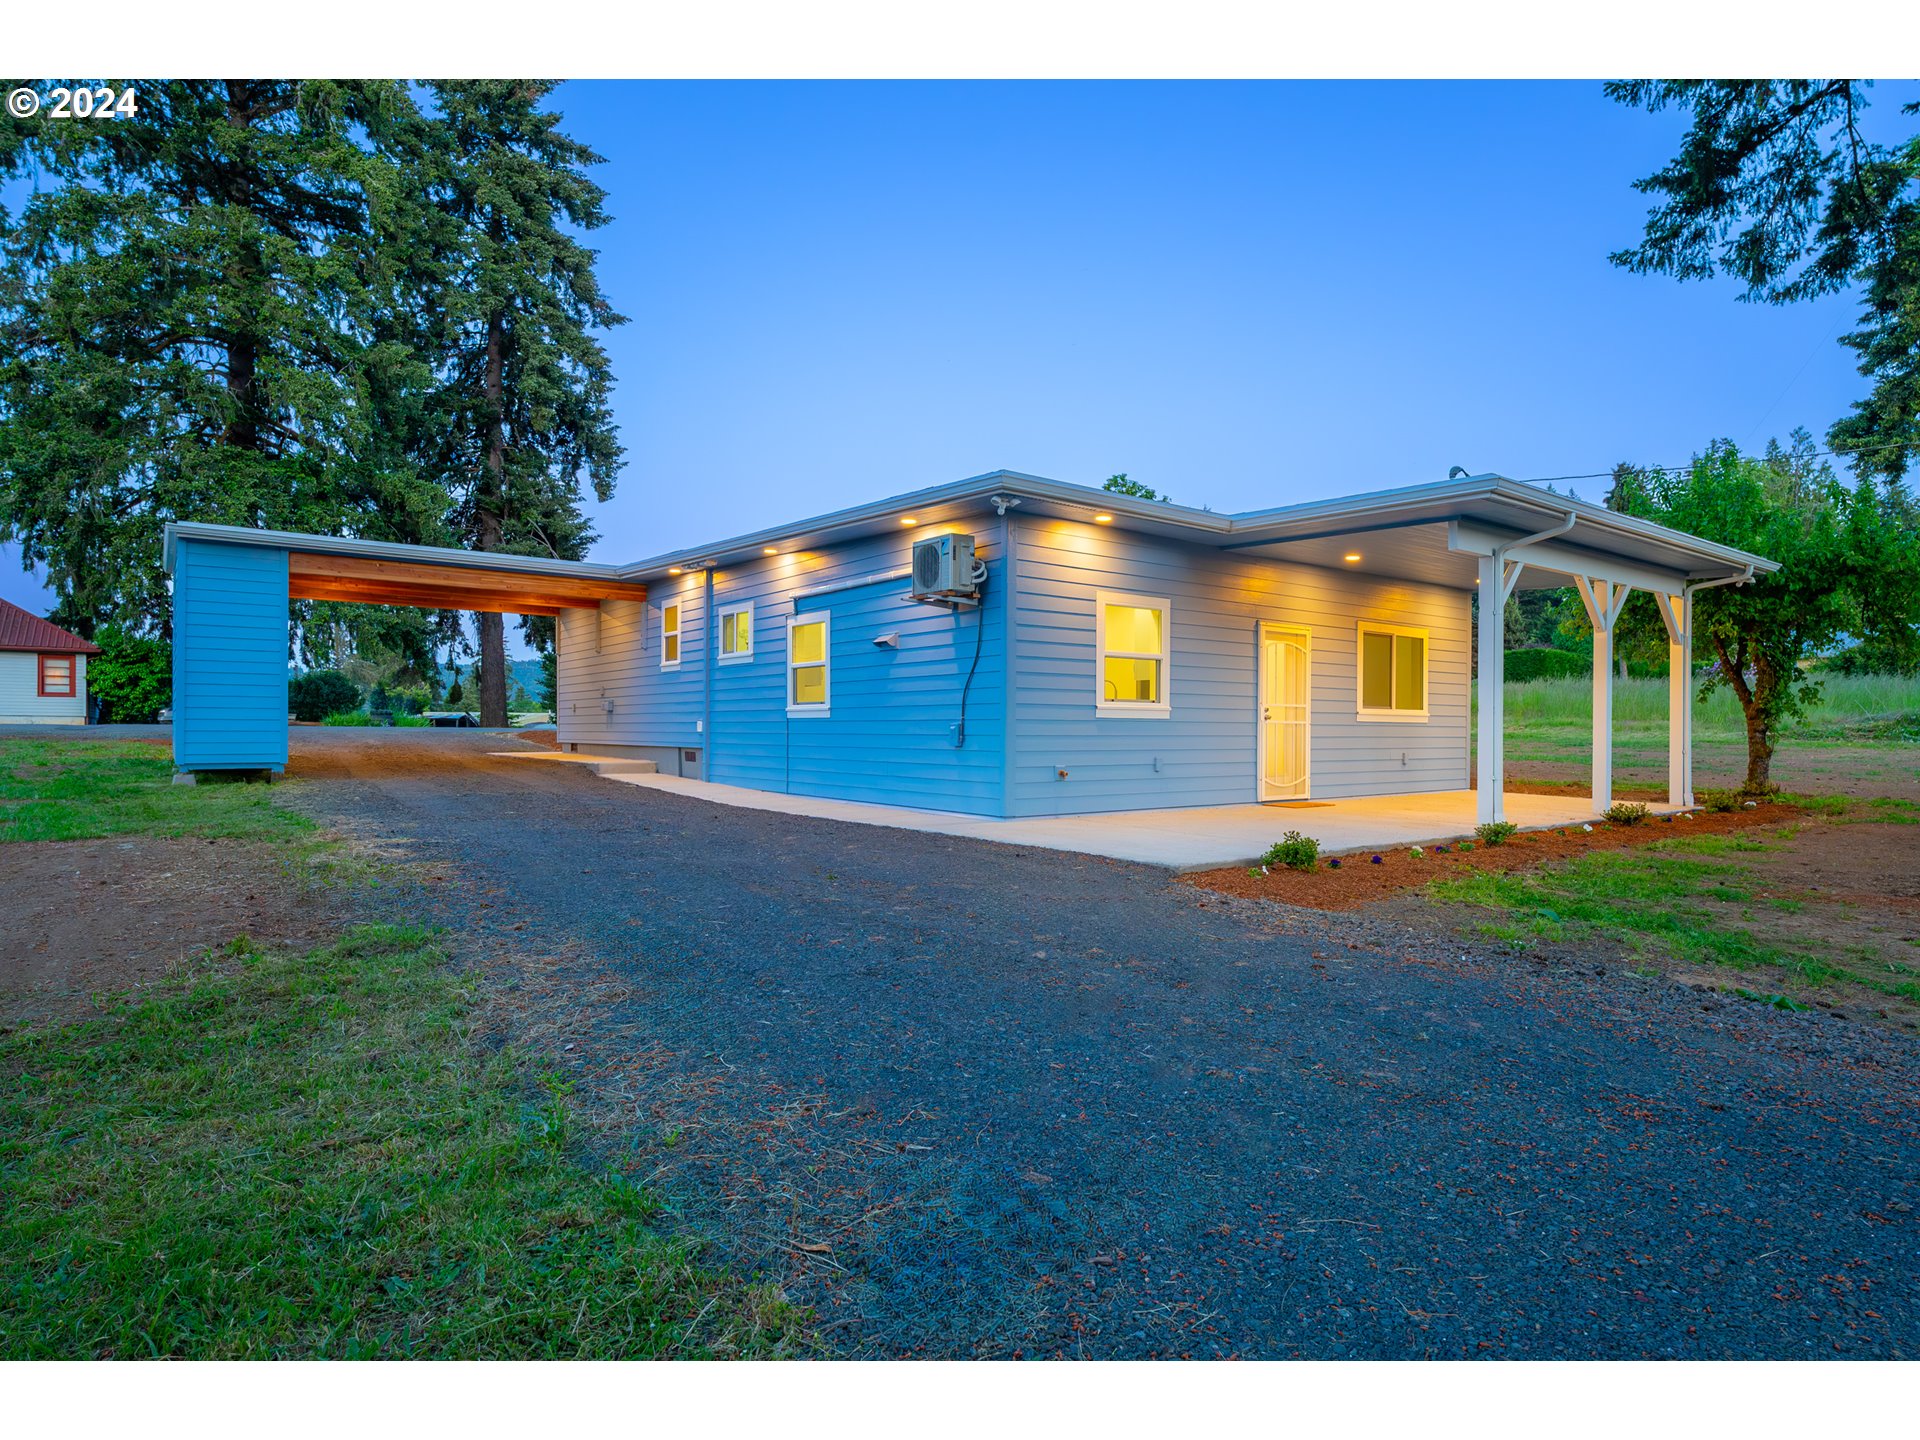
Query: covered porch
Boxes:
[{"xmin": 1218, "ymin": 475, "xmax": 1776, "ymax": 822}]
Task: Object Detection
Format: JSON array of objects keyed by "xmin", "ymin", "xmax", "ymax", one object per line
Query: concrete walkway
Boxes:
[{"xmin": 495, "ymin": 753, "xmax": 1663, "ymax": 868}]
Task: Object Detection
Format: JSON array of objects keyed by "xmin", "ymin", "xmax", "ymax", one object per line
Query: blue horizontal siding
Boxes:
[
  {"xmin": 567, "ymin": 521, "xmax": 1007, "ymax": 815},
  {"xmin": 172, "ymin": 538, "xmax": 289, "ymax": 770}
]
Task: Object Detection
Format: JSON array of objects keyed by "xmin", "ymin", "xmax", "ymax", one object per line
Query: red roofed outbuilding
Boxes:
[{"xmin": 0, "ymin": 598, "xmax": 99, "ymax": 725}]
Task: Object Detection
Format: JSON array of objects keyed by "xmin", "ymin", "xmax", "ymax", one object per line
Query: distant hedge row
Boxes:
[{"xmin": 1504, "ymin": 648, "xmax": 1590, "ymax": 682}]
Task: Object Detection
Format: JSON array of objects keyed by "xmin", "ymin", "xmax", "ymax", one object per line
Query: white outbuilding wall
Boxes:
[{"xmin": 0, "ymin": 651, "xmax": 87, "ymax": 724}]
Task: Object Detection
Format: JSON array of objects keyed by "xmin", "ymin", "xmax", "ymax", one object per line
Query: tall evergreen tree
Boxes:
[
  {"xmin": 0, "ymin": 80, "xmax": 437, "ymax": 636},
  {"xmin": 1608, "ymin": 81, "xmax": 1920, "ymax": 486},
  {"xmin": 413, "ymin": 81, "xmax": 625, "ymax": 726}
]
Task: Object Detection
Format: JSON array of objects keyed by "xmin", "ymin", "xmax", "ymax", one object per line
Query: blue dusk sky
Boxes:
[{"xmin": 5, "ymin": 78, "xmax": 1914, "ymax": 623}]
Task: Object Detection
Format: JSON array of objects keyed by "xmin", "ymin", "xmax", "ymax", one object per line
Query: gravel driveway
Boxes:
[{"xmin": 286, "ymin": 730, "xmax": 1920, "ymax": 1358}]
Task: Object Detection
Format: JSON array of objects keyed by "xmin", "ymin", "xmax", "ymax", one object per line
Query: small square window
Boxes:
[
  {"xmin": 1356, "ymin": 624, "xmax": 1427, "ymax": 719},
  {"xmin": 718, "ymin": 603, "xmax": 753, "ymax": 664}
]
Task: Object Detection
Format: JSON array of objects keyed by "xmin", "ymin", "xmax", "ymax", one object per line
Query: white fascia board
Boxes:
[
  {"xmin": 162, "ymin": 521, "xmax": 632, "ymax": 582},
  {"xmin": 612, "ymin": 470, "xmax": 1235, "ymax": 581}
]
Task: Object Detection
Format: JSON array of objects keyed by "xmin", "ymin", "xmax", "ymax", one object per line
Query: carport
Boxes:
[{"xmin": 161, "ymin": 522, "xmax": 647, "ymax": 773}]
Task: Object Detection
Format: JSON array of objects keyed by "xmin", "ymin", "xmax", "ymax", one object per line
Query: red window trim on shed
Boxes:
[{"xmin": 38, "ymin": 654, "xmax": 75, "ymax": 697}]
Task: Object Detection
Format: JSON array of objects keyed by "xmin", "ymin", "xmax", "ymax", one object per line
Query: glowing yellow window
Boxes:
[
  {"xmin": 1096, "ymin": 591, "xmax": 1170, "ymax": 715},
  {"xmin": 661, "ymin": 603, "xmax": 681, "ymax": 668},
  {"xmin": 788, "ymin": 612, "xmax": 829, "ymax": 713},
  {"xmin": 1358, "ymin": 625, "xmax": 1427, "ymax": 717}
]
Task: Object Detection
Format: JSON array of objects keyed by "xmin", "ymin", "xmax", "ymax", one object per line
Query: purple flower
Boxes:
[{"xmin": 1371, "ymin": 854, "xmax": 1383, "ymax": 865}]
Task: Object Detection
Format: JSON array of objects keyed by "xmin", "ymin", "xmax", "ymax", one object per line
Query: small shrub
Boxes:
[
  {"xmin": 1603, "ymin": 801, "xmax": 1651, "ymax": 826},
  {"xmin": 289, "ymin": 670, "xmax": 363, "ymax": 722},
  {"xmin": 1475, "ymin": 821, "xmax": 1518, "ymax": 846},
  {"xmin": 1698, "ymin": 788, "xmax": 1740, "ymax": 813},
  {"xmin": 393, "ymin": 714, "xmax": 431, "ymax": 728},
  {"xmin": 1259, "ymin": 830, "xmax": 1320, "ymax": 871},
  {"xmin": 321, "ymin": 710, "xmax": 378, "ymax": 727}
]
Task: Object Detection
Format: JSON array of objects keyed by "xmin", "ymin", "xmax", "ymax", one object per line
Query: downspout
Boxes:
[
  {"xmin": 703, "ymin": 565, "xmax": 716, "ymax": 780},
  {"xmin": 1491, "ymin": 509, "xmax": 1577, "ymax": 577}
]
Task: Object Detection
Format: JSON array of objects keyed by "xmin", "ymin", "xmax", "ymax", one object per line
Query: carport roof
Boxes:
[{"xmin": 163, "ymin": 522, "xmax": 648, "ymax": 615}]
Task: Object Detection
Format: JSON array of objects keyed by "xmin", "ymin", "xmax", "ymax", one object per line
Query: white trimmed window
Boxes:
[
  {"xmin": 787, "ymin": 610, "xmax": 830, "ymax": 716},
  {"xmin": 717, "ymin": 602, "xmax": 754, "ymax": 664},
  {"xmin": 1095, "ymin": 590, "xmax": 1171, "ymax": 717},
  {"xmin": 1356, "ymin": 623, "xmax": 1428, "ymax": 719},
  {"xmin": 660, "ymin": 602, "xmax": 681, "ymax": 669}
]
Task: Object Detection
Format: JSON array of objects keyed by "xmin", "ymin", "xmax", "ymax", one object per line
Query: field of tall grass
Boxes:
[{"xmin": 1494, "ymin": 673, "xmax": 1920, "ymax": 741}]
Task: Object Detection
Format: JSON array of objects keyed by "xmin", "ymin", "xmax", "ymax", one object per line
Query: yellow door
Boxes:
[{"xmin": 1260, "ymin": 626, "xmax": 1310, "ymax": 800}]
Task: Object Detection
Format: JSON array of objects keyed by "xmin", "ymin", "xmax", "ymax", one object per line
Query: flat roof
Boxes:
[
  {"xmin": 164, "ymin": 470, "xmax": 1778, "ymax": 597},
  {"xmin": 614, "ymin": 469, "xmax": 1778, "ymax": 588}
]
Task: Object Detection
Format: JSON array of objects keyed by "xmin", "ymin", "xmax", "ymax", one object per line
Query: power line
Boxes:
[{"xmin": 1516, "ymin": 435, "xmax": 1920, "ymax": 487}]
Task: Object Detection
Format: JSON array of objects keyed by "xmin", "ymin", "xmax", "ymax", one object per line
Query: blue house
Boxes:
[{"xmin": 163, "ymin": 470, "xmax": 1775, "ymax": 823}]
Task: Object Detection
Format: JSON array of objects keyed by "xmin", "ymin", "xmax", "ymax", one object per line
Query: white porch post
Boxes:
[
  {"xmin": 1575, "ymin": 576, "xmax": 1631, "ymax": 815},
  {"xmin": 1475, "ymin": 552, "xmax": 1505, "ymax": 825},
  {"xmin": 1591, "ymin": 596, "xmax": 1614, "ymax": 812},
  {"xmin": 1656, "ymin": 590, "xmax": 1692, "ymax": 806}
]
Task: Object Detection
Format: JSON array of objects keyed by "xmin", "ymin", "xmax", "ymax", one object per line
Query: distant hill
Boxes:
[{"xmin": 439, "ymin": 657, "xmax": 546, "ymax": 702}]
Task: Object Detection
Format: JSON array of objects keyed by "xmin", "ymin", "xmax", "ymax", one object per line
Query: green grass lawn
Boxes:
[
  {"xmin": 1494, "ymin": 672, "xmax": 1920, "ymax": 739},
  {"xmin": 0, "ymin": 737, "xmax": 313, "ymax": 845},
  {"xmin": 0, "ymin": 738, "xmax": 807, "ymax": 1358},
  {"xmin": 1430, "ymin": 832, "xmax": 1920, "ymax": 1014}
]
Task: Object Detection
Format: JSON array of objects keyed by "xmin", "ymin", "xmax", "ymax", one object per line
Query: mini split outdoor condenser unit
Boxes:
[{"xmin": 910, "ymin": 531, "xmax": 978, "ymax": 599}]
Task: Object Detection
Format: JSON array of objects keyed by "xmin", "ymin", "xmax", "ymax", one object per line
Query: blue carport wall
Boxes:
[{"xmin": 170, "ymin": 535, "xmax": 292, "ymax": 773}]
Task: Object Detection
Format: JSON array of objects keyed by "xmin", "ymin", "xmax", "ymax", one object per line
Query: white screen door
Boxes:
[{"xmin": 1260, "ymin": 625, "xmax": 1311, "ymax": 800}]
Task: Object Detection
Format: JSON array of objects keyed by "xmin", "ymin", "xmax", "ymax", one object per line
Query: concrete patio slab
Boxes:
[{"xmin": 499, "ymin": 751, "xmax": 1674, "ymax": 868}]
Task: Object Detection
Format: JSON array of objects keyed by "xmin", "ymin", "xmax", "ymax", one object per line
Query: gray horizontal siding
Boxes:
[{"xmin": 1006, "ymin": 516, "xmax": 1470, "ymax": 816}]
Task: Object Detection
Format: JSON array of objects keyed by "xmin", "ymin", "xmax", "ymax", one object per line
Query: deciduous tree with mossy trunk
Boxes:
[{"xmin": 1608, "ymin": 435, "xmax": 1920, "ymax": 792}]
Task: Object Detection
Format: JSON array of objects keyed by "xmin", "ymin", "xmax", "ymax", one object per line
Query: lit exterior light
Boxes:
[
  {"xmin": 763, "ymin": 546, "xmax": 778, "ymax": 554},
  {"xmin": 668, "ymin": 566, "xmax": 683, "ymax": 575},
  {"xmin": 1094, "ymin": 514, "xmax": 1114, "ymax": 524},
  {"xmin": 900, "ymin": 516, "xmax": 918, "ymax": 527},
  {"xmin": 1343, "ymin": 553, "xmax": 1362, "ymax": 563}
]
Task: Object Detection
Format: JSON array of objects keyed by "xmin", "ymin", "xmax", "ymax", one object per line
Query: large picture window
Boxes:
[
  {"xmin": 38, "ymin": 654, "xmax": 75, "ymax": 697},
  {"xmin": 660, "ymin": 602, "xmax": 681, "ymax": 669},
  {"xmin": 1095, "ymin": 590, "xmax": 1171, "ymax": 717},
  {"xmin": 717, "ymin": 602, "xmax": 753, "ymax": 664},
  {"xmin": 787, "ymin": 610, "xmax": 830, "ymax": 716},
  {"xmin": 1356, "ymin": 623, "xmax": 1427, "ymax": 719}
]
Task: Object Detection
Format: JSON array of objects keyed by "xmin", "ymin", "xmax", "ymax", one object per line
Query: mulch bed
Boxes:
[{"xmin": 1182, "ymin": 801, "xmax": 1804, "ymax": 911}]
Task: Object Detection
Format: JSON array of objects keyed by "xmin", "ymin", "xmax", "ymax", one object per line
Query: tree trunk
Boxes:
[
  {"xmin": 1711, "ymin": 632, "xmax": 1773, "ymax": 793},
  {"xmin": 222, "ymin": 81, "xmax": 262, "ymax": 455},
  {"xmin": 1742, "ymin": 711, "xmax": 1774, "ymax": 793},
  {"xmin": 475, "ymin": 310, "xmax": 509, "ymax": 727}
]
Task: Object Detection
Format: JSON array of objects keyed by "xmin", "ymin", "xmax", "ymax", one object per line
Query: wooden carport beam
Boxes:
[{"xmin": 285, "ymin": 549, "xmax": 646, "ymax": 618}]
